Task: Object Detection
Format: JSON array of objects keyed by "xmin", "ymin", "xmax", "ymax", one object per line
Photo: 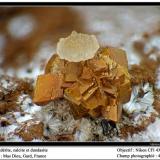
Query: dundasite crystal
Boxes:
[{"xmin": 33, "ymin": 32, "xmax": 131, "ymax": 122}]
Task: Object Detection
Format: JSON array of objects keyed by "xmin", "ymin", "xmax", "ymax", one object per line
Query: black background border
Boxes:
[{"xmin": 0, "ymin": 1, "xmax": 160, "ymax": 146}]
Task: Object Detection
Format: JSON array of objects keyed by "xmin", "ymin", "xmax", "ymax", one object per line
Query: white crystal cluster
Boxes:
[
  {"xmin": 57, "ymin": 31, "xmax": 99, "ymax": 62},
  {"xmin": 123, "ymin": 83, "xmax": 154, "ymax": 115}
]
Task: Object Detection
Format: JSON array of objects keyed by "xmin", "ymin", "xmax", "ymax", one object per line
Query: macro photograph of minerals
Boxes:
[{"xmin": 0, "ymin": 6, "xmax": 160, "ymax": 142}]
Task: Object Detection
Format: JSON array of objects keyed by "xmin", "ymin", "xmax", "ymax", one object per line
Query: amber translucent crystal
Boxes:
[
  {"xmin": 34, "ymin": 47, "xmax": 131, "ymax": 122},
  {"xmin": 33, "ymin": 73, "xmax": 63, "ymax": 105}
]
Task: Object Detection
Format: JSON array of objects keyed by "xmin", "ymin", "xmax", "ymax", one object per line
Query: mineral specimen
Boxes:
[{"xmin": 33, "ymin": 32, "xmax": 131, "ymax": 122}]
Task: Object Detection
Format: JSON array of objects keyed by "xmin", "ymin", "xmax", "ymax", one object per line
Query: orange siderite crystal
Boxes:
[{"xmin": 33, "ymin": 47, "xmax": 131, "ymax": 122}]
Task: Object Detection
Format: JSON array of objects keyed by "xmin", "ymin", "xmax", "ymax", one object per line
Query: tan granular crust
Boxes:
[
  {"xmin": 129, "ymin": 62, "xmax": 156, "ymax": 85},
  {"xmin": 48, "ymin": 134, "xmax": 74, "ymax": 141},
  {"xmin": 0, "ymin": 102, "xmax": 18, "ymax": 114},
  {"xmin": 0, "ymin": 75, "xmax": 33, "ymax": 114},
  {"xmin": 153, "ymin": 89, "xmax": 160, "ymax": 114},
  {"xmin": 15, "ymin": 119, "xmax": 44, "ymax": 141},
  {"xmin": 120, "ymin": 115, "xmax": 156, "ymax": 139},
  {"xmin": 131, "ymin": 38, "xmax": 159, "ymax": 85},
  {"xmin": 121, "ymin": 29, "xmax": 160, "ymax": 139},
  {"xmin": 132, "ymin": 27, "xmax": 160, "ymax": 86}
]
